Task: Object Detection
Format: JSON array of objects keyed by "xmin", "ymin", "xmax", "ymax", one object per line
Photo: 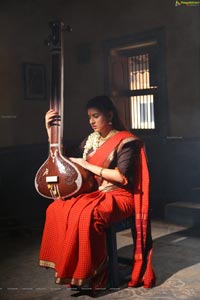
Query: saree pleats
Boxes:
[{"xmin": 39, "ymin": 188, "xmax": 135, "ymax": 287}]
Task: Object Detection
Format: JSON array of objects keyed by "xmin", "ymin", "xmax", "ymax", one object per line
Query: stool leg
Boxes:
[{"xmin": 106, "ymin": 226, "xmax": 120, "ymax": 288}]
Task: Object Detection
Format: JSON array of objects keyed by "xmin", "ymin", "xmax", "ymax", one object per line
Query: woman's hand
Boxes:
[
  {"xmin": 70, "ymin": 157, "xmax": 89, "ymax": 169},
  {"xmin": 70, "ymin": 157, "xmax": 126, "ymax": 185},
  {"xmin": 45, "ymin": 109, "xmax": 61, "ymax": 129},
  {"xmin": 45, "ymin": 109, "xmax": 61, "ymax": 140}
]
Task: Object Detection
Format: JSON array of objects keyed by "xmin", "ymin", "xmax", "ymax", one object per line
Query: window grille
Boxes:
[
  {"xmin": 130, "ymin": 95, "xmax": 155, "ymax": 129},
  {"xmin": 129, "ymin": 53, "xmax": 157, "ymax": 129}
]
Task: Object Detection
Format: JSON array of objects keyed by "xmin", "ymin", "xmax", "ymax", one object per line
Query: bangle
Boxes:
[{"xmin": 99, "ymin": 168, "xmax": 104, "ymax": 178}]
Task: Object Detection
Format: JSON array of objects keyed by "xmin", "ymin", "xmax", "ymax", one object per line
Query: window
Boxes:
[
  {"xmin": 129, "ymin": 53, "xmax": 157, "ymax": 129},
  {"xmin": 104, "ymin": 29, "xmax": 166, "ymax": 135}
]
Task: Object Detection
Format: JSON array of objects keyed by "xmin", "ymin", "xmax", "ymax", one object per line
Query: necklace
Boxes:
[
  {"xmin": 82, "ymin": 129, "xmax": 118, "ymax": 160},
  {"xmin": 99, "ymin": 129, "xmax": 118, "ymax": 142}
]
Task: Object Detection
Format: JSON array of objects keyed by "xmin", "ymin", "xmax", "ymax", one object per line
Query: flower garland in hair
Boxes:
[{"xmin": 83, "ymin": 132, "xmax": 101, "ymax": 160}]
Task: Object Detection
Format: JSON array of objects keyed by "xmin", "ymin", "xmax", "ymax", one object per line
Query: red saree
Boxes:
[{"xmin": 39, "ymin": 131, "xmax": 155, "ymax": 289}]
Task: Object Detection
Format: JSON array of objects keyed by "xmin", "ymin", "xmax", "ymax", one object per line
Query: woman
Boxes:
[{"xmin": 39, "ymin": 95, "xmax": 155, "ymax": 290}]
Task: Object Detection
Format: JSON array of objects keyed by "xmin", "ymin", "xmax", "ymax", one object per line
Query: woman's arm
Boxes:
[
  {"xmin": 70, "ymin": 140, "xmax": 142, "ymax": 185},
  {"xmin": 70, "ymin": 157, "xmax": 125, "ymax": 184}
]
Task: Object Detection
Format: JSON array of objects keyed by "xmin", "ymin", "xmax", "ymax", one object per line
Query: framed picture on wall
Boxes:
[{"xmin": 23, "ymin": 63, "xmax": 46, "ymax": 100}]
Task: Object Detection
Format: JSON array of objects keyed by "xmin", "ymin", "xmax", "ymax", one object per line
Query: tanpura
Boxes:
[{"xmin": 35, "ymin": 21, "xmax": 95, "ymax": 200}]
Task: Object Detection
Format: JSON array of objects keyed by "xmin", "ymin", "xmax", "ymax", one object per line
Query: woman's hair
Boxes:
[{"xmin": 86, "ymin": 95, "xmax": 126, "ymax": 131}]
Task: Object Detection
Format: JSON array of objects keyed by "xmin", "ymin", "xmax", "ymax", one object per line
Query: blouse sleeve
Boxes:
[{"xmin": 113, "ymin": 139, "xmax": 143, "ymax": 189}]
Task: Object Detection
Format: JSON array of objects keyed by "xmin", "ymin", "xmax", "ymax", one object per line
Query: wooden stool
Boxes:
[{"xmin": 106, "ymin": 215, "xmax": 135, "ymax": 288}]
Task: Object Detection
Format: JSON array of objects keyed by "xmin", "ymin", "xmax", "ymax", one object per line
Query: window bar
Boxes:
[
  {"xmin": 144, "ymin": 95, "xmax": 146, "ymax": 129},
  {"xmin": 146, "ymin": 55, "xmax": 150, "ymax": 128},
  {"xmin": 150, "ymin": 95, "xmax": 153, "ymax": 129},
  {"xmin": 150, "ymin": 96, "xmax": 152, "ymax": 129},
  {"xmin": 131, "ymin": 97, "xmax": 134, "ymax": 128},
  {"xmin": 146, "ymin": 95, "xmax": 151, "ymax": 128},
  {"xmin": 139, "ymin": 55, "xmax": 141, "ymax": 89},
  {"xmin": 143, "ymin": 95, "xmax": 145, "ymax": 129},
  {"xmin": 143, "ymin": 54, "xmax": 145, "ymax": 89},
  {"xmin": 137, "ymin": 55, "xmax": 140, "ymax": 90},
  {"xmin": 151, "ymin": 95, "xmax": 155, "ymax": 129},
  {"xmin": 137, "ymin": 96, "xmax": 140, "ymax": 129},
  {"xmin": 135, "ymin": 97, "xmax": 138, "ymax": 128},
  {"xmin": 139, "ymin": 96, "xmax": 141, "ymax": 129},
  {"xmin": 132, "ymin": 96, "xmax": 136, "ymax": 129},
  {"xmin": 142, "ymin": 95, "xmax": 144, "ymax": 129},
  {"xmin": 146, "ymin": 95, "xmax": 148, "ymax": 128}
]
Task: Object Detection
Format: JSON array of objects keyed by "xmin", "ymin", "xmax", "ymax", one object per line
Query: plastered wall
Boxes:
[{"xmin": 0, "ymin": 0, "xmax": 199, "ymax": 147}]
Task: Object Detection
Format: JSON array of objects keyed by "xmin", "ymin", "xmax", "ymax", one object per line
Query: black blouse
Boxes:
[{"xmin": 80, "ymin": 137, "xmax": 142, "ymax": 191}]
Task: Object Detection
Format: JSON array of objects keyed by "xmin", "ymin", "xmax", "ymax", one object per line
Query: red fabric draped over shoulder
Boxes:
[
  {"xmin": 89, "ymin": 130, "xmax": 156, "ymax": 288},
  {"xmin": 87, "ymin": 131, "xmax": 133, "ymax": 166}
]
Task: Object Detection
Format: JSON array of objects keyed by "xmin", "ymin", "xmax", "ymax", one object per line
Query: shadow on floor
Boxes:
[
  {"xmin": 0, "ymin": 221, "xmax": 199, "ymax": 299},
  {"xmin": 118, "ymin": 225, "xmax": 200, "ymax": 287}
]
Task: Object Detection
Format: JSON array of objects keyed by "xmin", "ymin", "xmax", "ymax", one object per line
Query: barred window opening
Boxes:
[{"xmin": 129, "ymin": 53, "xmax": 157, "ymax": 130}]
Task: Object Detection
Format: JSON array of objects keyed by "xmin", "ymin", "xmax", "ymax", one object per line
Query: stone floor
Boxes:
[{"xmin": 0, "ymin": 219, "xmax": 199, "ymax": 300}]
